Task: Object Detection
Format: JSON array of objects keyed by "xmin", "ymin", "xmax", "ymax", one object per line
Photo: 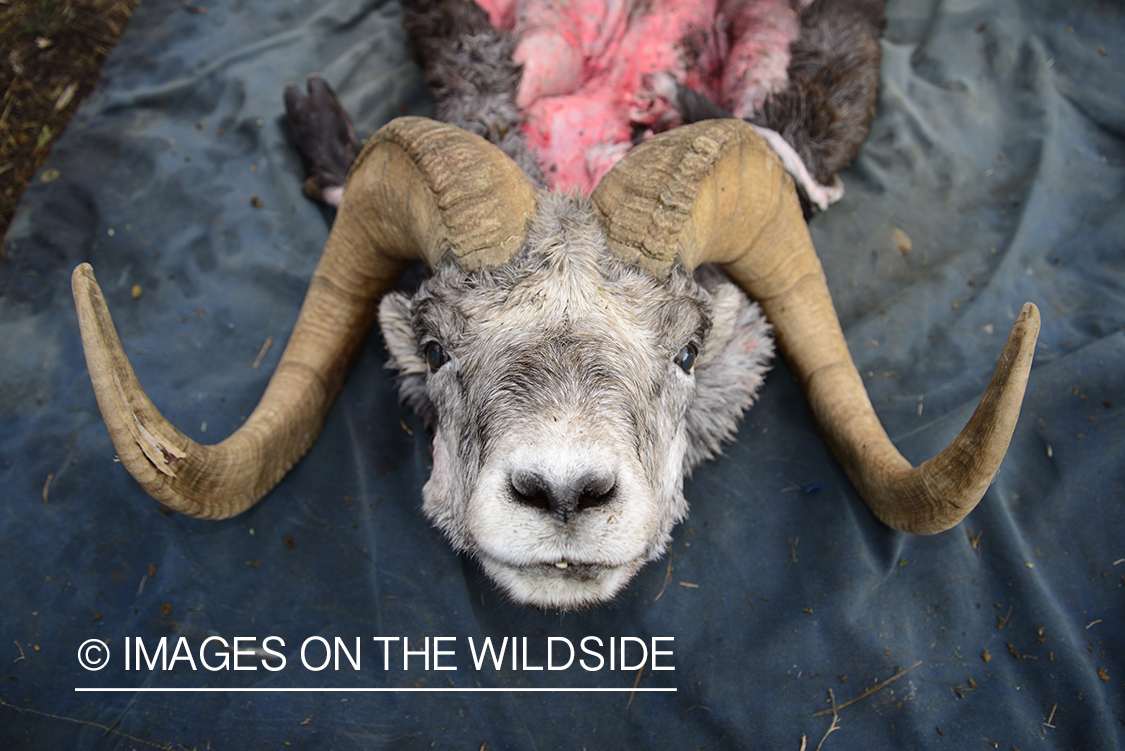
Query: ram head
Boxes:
[{"xmin": 72, "ymin": 118, "xmax": 1039, "ymax": 610}]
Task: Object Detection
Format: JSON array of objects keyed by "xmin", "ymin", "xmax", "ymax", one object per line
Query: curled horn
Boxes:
[
  {"xmin": 72, "ymin": 117, "xmax": 537, "ymax": 519},
  {"xmin": 591, "ymin": 119, "xmax": 1039, "ymax": 534}
]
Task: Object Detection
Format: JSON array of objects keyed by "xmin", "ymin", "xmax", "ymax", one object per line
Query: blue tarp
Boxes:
[{"xmin": 1, "ymin": 0, "xmax": 1122, "ymax": 748}]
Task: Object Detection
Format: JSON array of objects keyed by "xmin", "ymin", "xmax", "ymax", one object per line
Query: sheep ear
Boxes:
[
  {"xmin": 683, "ymin": 273, "xmax": 775, "ymax": 471},
  {"xmin": 378, "ymin": 292, "xmax": 437, "ymax": 432},
  {"xmin": 379, "ymin": 292, "xmax": 425, "ymax": 375}
]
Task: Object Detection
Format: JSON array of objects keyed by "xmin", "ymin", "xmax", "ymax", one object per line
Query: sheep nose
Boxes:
[{"xmin": 509, "ymin": 468, "xmax": 616, "ymax": 524}]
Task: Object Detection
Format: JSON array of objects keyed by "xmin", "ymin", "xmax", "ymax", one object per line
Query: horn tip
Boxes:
[
  {"xmin": 1018, "ymin": 301, "xmax": 1040, "ymax": 326},
  {"xmin": 1010, "ymin": 301, "xmax": 1041, "ymax": 361},
  {"xmin": 72, "ymin": 262, "xmax": 96, "ymax": 290}
]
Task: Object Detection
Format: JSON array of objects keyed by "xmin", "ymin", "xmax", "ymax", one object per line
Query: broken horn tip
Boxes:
[
  {"xmin": 72, "ymin": 262, "xmax": 95, "ymax": 283},
  {"xmin": 71, "ymin": 263, "xmax": 104, "ymax": 312}
]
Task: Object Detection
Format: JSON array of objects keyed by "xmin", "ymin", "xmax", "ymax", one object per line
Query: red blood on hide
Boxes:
[{"xmin": 474, "ymin": 0, "xmax": 801, "ymax": 193}]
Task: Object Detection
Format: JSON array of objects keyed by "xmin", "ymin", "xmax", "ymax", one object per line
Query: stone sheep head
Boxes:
[{"xmin": 71, "ymin": 117, "xmax": 1040, "ymax": 610}]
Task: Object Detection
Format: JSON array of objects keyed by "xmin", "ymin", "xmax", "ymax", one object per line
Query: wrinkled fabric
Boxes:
[{"xmin": 0, "ymin": 0, "xmax": 1122, "ymax": 749}]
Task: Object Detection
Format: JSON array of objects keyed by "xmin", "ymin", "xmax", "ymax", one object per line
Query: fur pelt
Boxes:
[{"xmin": 285, "ymin": 0, "xmax": 887, "ymax": 215}]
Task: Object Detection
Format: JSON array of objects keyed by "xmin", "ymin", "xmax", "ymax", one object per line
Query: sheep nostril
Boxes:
[
  {"xmin": 509, "ymin": 469, "xmax": 616, "ymax": 524},
  {"xmin": 575, "ymin": 471, "xmax": 615, "ymax": 512},
  {"xmin": 510, "ymin": 469, "xmax": 552, "ymax": 513}
]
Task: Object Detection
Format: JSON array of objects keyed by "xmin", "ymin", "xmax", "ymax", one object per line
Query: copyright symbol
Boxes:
[{"xmin": 77, "ymin": 639, "xmax": 110, "ymax": 671}]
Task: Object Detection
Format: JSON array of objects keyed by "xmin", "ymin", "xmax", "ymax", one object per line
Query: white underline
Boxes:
[{"xmin": 76, "ymin": 687, "xmax": 676, "ymax": 693}]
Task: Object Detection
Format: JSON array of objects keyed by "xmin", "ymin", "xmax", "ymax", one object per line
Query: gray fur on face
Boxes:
[{"xmin": 379, "ymin": 194, "xmax": 773, "ymax": 609}]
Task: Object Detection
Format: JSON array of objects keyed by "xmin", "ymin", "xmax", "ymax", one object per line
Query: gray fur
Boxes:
[
  {"xmin": 683, "ymin": 265, "xmax": 774, "ymax": 471},
  {"xmin": 751, "ymin": 0, "xmax": 887, "ymax": 185},
  {"xmin": 379, "ymin": 194, "xmax": 772, "ymax": 608},
  {"xmin": 657, "ymin": 0, "xmax": 887, "ymax": 215},
  {"xmin": 402, "ymin": 0, "xmax": 544, "ymax": 184},
  {"xmin": 286, "ymin": 0, "xmax": 885, "ymax": 207},
  {"xmin": 405, "ymin": 0, "xmax": 887, "ymax": 205}
]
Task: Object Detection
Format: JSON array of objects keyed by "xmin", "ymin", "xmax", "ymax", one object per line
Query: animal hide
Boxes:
[
  {"xmin": 287, "ymin": 0, "xmax": 885, "ymax": 214},
  {"xmin": 392, "ymin": 0, "xmax": 886, "ymax": 213},
  {"xmin": 471, "ymin": 0, "xmax": 807, "ymax": 194}
]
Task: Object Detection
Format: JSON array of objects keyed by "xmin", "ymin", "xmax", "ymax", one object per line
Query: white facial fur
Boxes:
[{"xmin": 379, "ymin": 193, "xmax": 772, "ymax": 610}]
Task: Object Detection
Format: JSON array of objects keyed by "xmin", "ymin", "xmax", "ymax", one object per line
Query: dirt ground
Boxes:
[{"xmin": 0, "ymin": 0, "xmax": 140, "ymax": 249}]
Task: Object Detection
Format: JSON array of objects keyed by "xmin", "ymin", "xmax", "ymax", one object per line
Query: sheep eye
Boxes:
[
  {"xmin": 674, "ymin": 343, "xmax": 697, "ymax": 374},
  {"xmin": 425, "ymin": 342, "xmax": 449, "ymax": 372}
]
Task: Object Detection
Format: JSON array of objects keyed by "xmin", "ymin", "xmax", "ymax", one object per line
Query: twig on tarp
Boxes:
[
  {"xmin": 814, "ymin": 688, "xmax": 841, "ymax": 750},
  {"xmin": 653, "ymin": 558, "xmax": 674, "ymax": 602},
  {"xmin": 626, "ymin": 665, "xmax": 644, "ymax": 710},
  {"xmin": 0, "ymin": 695, "xmax": 169, "ymax": 748},
  {"xmin": 812, "ymin": 661, "xmax": 922, "ymax": 717},
  {"xmin": 42, "ymin": 472, "xmax": 52, "ymax": 503},
  {"xmin": 1043, "ymin": 702, "xmax": 1057, "ymax": 731},
  {"xmin": 252, "ymin": 335, "xmax": 273, "ymax": 369}
]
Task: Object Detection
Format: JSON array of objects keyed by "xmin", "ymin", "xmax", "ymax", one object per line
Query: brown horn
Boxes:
[
  {"xmin": 591, "ymin": 119, "xmax": 1039, "ymax": 534},
  {"xmin": 72, "ymin": 117, "xmax": 537, "ymax": 519}
]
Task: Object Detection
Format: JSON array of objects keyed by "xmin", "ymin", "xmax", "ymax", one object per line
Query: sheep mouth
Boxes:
[
  {"xmin": 490, "ymin": 558, "xmax": 614, "ymax": 582},
  {"xmin": 475, "ymin": 551, "xmax": 646, "ymax": 609},
  {"xmin": 530, "ymin": 560, "xmax": 607, "ymax": 581}
]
